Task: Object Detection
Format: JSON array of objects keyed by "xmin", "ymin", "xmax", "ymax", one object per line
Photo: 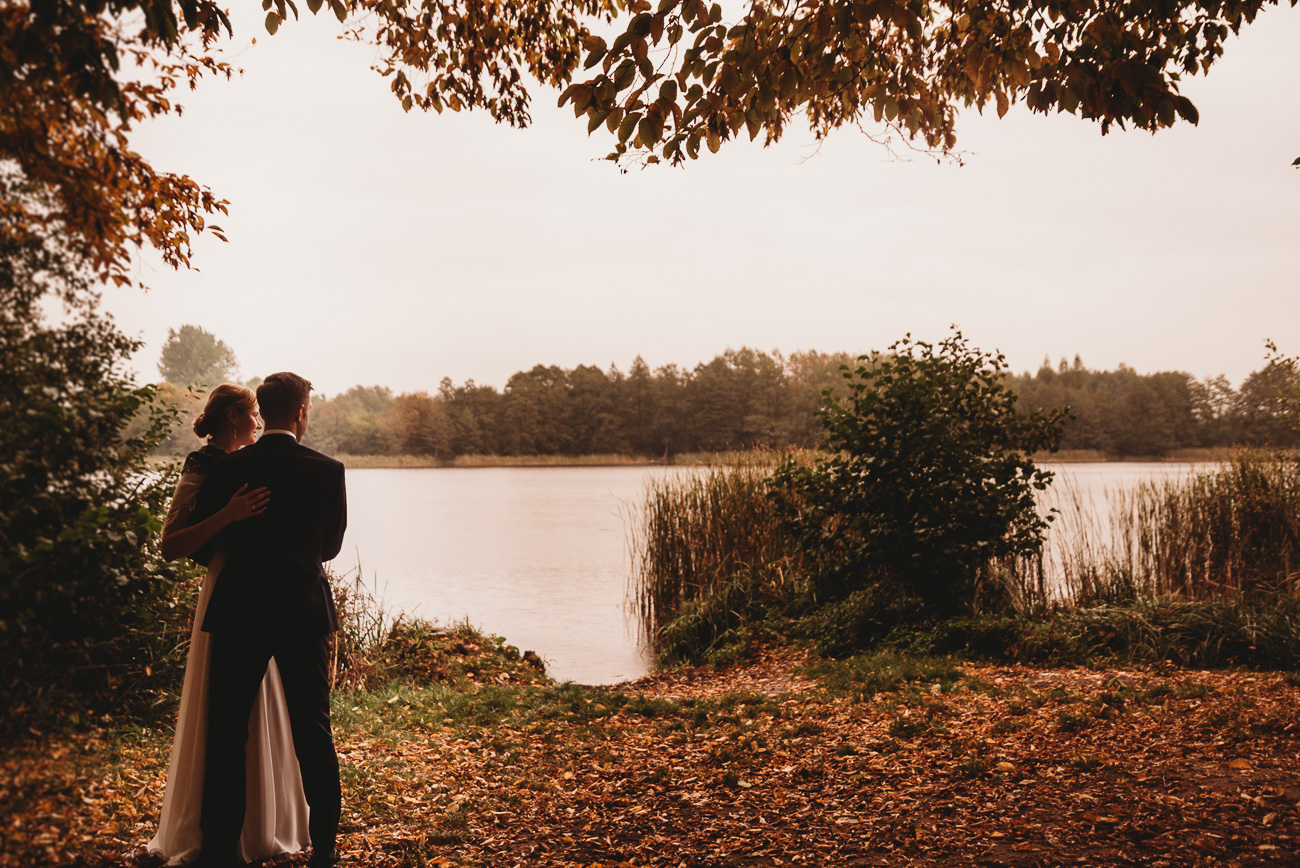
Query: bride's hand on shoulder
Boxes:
[{"xmin": 223, "ymin": 483, "xmax": 270, "ymax": 522}]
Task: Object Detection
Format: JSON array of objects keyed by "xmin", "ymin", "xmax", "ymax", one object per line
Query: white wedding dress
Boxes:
[{"xmin": 148, "ymin": 466, "xmax": 312, "ymax": 866}]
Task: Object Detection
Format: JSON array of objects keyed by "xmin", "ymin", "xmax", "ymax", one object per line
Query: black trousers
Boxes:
[{"xmin": 200, "ymin": 630, "xmax": 340, "ymax": 862}]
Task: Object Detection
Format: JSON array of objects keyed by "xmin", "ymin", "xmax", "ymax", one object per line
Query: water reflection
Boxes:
[{"xmin": 337, "ymin": 466, "xmax": 677, "ymax": 685}]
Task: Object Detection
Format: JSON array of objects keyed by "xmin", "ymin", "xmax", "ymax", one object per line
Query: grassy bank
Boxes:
[
  {"xmin": 633, "ymin": 451, "xmax": 1300, "ymax": 669},
  {"xmin": 3, "ymin": 641, "xmax": 1298, "ymax": 867}
]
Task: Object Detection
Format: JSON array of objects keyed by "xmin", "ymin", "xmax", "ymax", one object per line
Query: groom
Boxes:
[{"xmin": 193, "ymin": 371, "xmax": 347, "ymax": 868}]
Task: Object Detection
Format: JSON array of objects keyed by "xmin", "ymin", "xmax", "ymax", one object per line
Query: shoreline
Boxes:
[
  {"xmin": 146, "ymin": 447, "xmax": 1262, "ymax": 471},
  {"xmin": 333, "ymin": 447, "xmax": 1243, "ymax": 470}
]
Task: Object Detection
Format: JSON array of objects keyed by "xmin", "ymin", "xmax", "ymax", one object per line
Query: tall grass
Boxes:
[
  {"xmin": 1010, "ymin": 451, "xmax": 1300, "ymax": 608},
  {"xmin": 630, "ymin": 453, "xmax": 807, "ymax": 647},
  {"xmin": 1118, "ymin": 451, "xmax": 1300, "ymax": 599},
  {"xmin": 635, "ymin": 449, "xmax": 1300, "ymax": 667},
  {"xmin": 327, "ymin": 563, "xmax": 393, "ymax": 691}
]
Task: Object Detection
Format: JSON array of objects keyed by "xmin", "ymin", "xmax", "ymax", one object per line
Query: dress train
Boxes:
[{"xmin": 148, "ymin": 551, "xmax": 312, "ymax": 866}]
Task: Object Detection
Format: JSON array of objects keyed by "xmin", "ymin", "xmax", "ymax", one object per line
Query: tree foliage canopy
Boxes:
[
  {"xmin": 0, "ymin": 175, "xmax": 193, "ymax": 729},
  {"xmin": 560, "ymin": 0, "xmax": 1294, "ymax": 164},
  {"xmin": 0, "ymin": 3, "xmax": 231, "ymax": 286},
  {"xmin": 2, "ymin": 0, "xmax": 1291, "ymax": 285},
  {"xmin": 157, "ymin": 323, "xmax": 239, "ymax": 389}
]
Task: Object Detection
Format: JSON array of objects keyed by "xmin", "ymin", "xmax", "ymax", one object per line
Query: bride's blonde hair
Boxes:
[{"xmin": 193, "ymin": 384, "xmax": 257, "ymax": 439}]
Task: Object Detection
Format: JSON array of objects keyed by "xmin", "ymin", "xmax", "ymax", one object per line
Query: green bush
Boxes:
[
  {"xmin": 1, "ymin": 221, "xmax": 191, "ymax": 734},
  {"xmin": 772, "ymin": 330, "xmax": 1066, "ymax": 612},
  {"xmin": 795, "ymin": 583, "xmax": 926, "ymax": 657}
]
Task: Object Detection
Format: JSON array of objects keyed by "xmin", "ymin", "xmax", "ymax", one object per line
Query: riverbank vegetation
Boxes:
[{"xmin": 632, "ymin": 336, "xmax": 1300, "ymax": 674}]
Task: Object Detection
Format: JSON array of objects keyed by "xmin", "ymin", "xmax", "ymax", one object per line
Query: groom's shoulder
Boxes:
[{"xmin": 293, "ymin": 440, "xmax": 345, "ymax": 472}]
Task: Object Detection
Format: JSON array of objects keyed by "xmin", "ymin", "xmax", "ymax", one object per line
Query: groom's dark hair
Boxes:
[{"xmin": 257, "ymin": 372, "xmax": 313, "ymax": 423}]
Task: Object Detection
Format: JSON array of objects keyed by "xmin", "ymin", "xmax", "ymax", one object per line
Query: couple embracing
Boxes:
[{"xmin": 148, "ymin": 372, "xmax": 347, "ymax": 868}]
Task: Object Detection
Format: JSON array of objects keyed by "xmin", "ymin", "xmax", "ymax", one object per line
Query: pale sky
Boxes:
[{"xmin": 106, "ymin": 3, "xmax": 1300, "ymax": 396}]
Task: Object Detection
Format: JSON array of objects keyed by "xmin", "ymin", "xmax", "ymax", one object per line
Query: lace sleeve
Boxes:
[{"xmin": 161, "ymin": 472, "xmax": 206, "ymax": 540}]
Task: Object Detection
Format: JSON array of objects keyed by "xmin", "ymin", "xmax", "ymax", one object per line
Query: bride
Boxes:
[{"xmin": 148, "ymin": 384, "xmax": 312, "ymax": 866}]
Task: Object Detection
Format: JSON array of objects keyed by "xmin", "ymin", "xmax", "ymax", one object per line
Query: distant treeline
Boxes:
[
  {"xmin": 153, "ymin": 349, "xmax": 1299, "ymax": 460},
  {"xmin": 304, "ymin": 350, "xmax": 856, "ymax": 459},
  {"xmin": 1008, "ymin": 356, "xmax": 1298, "ymax": 455}
]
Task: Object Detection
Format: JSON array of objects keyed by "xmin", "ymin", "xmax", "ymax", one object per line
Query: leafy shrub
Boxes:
[
  {"xmin": 0, "ymin": 222, "xmax": 189, "ymax": 733},
  {"xmin": 772, "ymin": 330, "xmax": 1066, "ymax": 613},
  {"xmin": 796, "ymin": 583, "xmax": 926, "ymax": 657}
]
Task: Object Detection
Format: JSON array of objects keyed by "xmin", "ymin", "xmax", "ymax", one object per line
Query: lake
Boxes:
[{"xmin": 336, "ymin": 462, "xmax": 1211, "ymax": 685}]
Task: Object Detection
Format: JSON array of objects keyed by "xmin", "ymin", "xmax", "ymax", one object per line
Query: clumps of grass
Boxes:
[
  {"xmin": 1056, "ymin": 707, "xmax": 1100, "ymax": 733},
  {"xmin": 637, "ymin": 448, "xmax": 1300, "ymax": 672},
  {"xmin": 653, "ymin": 569, "xmax": 775, "ymax": 666},
  {"xmin": 367, "ymin": 619, "xmax": 550, "ymax": 690},
  {"xmin": 808, "ymin": 650, "xmax": 965, "ymax": 701},
  {"xmin": 621, "ymin": 695, "xmax": 682, "ymax": 718},
  {"xmin": 886, "ymin": 712, "xmax": 948, "ymax": 740},
  {"xmin": 914, "ymin": 596, "xmax": 1300, "ymax": 670}
]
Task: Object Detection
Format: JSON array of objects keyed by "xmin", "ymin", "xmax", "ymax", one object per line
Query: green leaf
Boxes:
[
  {"xmin": 630, "ymin": 13, "xmax": 653, "ymax": 38},
  {"xmin": 638, "ymin": 112, "xmax": 664, "ymax": 145},
  {"xmin": 614, "ymin": 60, "xmax": 637, "ymax": 91},
  {"xmin": 307, "ymin": 0, "xmax": 323, "ymax": 13},
  {"xmin": 1174, "ymin": 96, "xmax": 1199, "ymax": 125},
  {"xmin": 618, "ymin": 112, "xmax": 641, "ymax": 143},
  {"xmin": 264, "ymin": 11, "xmax": 280, "ymax": 34},
  {"xmin": 557, "ymin": 83, "xmax": 581, "ymax": 107}
]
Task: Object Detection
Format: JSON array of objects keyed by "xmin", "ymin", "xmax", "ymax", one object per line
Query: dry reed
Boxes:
[
  {"xmin": 630, "ymin": 452, "xmax": 808, "ymax": 639},
  {"xmin": 1008, "ymin": 451, "xmax": 1300, "ymax": 607}
]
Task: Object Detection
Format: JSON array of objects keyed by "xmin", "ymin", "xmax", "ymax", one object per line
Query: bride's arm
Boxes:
[{"xmin": 160, "ymin": 482, "xmax": 270, "ymax": 562}]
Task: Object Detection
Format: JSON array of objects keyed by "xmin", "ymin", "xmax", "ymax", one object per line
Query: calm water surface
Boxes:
[
  {"xmin": 337, "ymin": 467, "xmax": 682, "ymax": 685},
  {"xmin": 336, "ymin": 462, "xmax": 1214, "ymax": 685}
]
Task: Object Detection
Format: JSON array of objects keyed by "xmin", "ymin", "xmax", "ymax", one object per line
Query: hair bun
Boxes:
[{"xmin": 192, "ymin": 412, "xmax": 210, "ymax": 438}]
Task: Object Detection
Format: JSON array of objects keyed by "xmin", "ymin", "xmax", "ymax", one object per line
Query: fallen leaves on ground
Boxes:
[{"xmin": 3, "ymin": 646, "xmax": 1298, "ymax": 867}]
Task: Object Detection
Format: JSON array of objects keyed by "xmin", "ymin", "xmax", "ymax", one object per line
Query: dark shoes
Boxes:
[
  {"xmin": 187, "ymin": 846, "xmax": 337, "ymax": 868},
  {"xmin": 306, "ymin": 847, "xmax": 341, "ymax": 868},
  {"xmin": 185, "ymin": 853, "xmax": 243, "ymax": 868}
]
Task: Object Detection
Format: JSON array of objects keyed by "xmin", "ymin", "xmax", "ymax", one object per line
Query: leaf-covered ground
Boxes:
[{"xmin": 3, "ymin": 643, "xmax": 1298, "ymax": 867}]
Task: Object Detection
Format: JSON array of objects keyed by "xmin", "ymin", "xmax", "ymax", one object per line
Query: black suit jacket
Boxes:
[{"xmin": 194, "ymin": 434, "xmax": 347, "ymax": 636}]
